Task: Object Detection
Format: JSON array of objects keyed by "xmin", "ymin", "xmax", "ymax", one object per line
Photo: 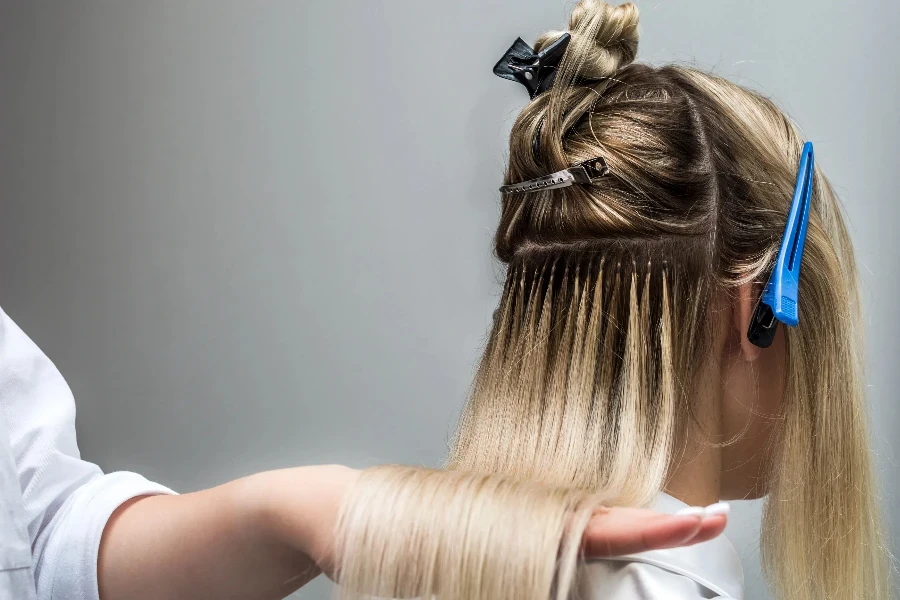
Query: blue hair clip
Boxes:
[{"xmin": 747, "ymin": 141, "xmax": 814, "ymax": 348}]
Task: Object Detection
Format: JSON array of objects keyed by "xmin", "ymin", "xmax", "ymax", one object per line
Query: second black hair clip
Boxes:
[{"xmin": 492, "ymin": 33, "xmax": 572, "ymax": 99}]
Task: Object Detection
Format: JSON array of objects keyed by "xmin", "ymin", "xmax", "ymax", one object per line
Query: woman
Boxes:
[{"xmin": 327, "ymin": 2, "xmax": 889, "ymax": 599}]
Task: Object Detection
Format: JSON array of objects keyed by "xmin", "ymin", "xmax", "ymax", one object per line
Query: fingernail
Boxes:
[
  {"xmin": 703, "ymin": 502, "xmax": 730, "ymax": 517},
  {"xmin": 675, "ymin": 506, "xmax": 705, "ymax": 517}
]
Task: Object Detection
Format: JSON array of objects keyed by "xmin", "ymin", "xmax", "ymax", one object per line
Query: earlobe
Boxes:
[{"xmin": 735, "ymin": 282, "xmax": 762, "ymax": 362}]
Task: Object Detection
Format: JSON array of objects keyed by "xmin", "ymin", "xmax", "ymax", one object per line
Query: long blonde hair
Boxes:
[{"xmin": 333, "ymin": 2, "xmax": 889, "ymax": 599}]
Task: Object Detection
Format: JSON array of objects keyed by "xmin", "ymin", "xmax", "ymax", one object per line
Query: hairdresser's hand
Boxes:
[{"xmin": 257, "ymin": 465, "xmax": 728, "ymax": 580}]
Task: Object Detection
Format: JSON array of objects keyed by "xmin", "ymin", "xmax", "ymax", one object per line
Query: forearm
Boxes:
[{"xmin": 97, "ymin": 466, "xmax": 342, "ymax": 600}]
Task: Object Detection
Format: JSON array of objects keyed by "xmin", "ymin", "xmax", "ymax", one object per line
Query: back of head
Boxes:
[{"xmin": 334, "ymin": 3, "xmax": 889, "ymax": 599}]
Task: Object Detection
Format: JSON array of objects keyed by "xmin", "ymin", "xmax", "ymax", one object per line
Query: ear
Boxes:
[{"xmin": 734, "ymin": 282, "xmax": 762, "ymax": 362}]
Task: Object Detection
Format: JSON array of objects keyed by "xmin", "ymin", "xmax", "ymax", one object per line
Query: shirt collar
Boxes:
[{"xmin": 607, "ymin": 492, "xmax": 745, "ymax": 599}]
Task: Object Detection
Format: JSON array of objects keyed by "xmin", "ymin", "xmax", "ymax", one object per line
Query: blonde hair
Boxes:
[{"xmin": 333, "ymin": 2, "xmax": 889, "ymax": 599}]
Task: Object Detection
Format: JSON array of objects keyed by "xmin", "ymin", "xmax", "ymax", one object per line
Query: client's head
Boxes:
[
  {"xmin": 333, "ymin": 3, "xmax": 888, "ymax": 600},
  {"xmin": 448, "ymin": 0, "xmax": 884, "ymax": 595}
]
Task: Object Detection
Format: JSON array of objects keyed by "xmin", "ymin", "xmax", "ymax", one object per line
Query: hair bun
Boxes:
[{"xmin": 566, "ymin": 1, "xmax": 640, "ymax": 80}]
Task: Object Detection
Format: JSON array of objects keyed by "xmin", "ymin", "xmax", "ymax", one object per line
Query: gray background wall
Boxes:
[{"xmin": 0, "ymin": 1, "xmax": 896, "ymax": 598}]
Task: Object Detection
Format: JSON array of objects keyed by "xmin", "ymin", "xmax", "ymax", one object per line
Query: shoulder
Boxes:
[{"xmin": 576, "ymin": 558, "xmax": 735, "ymax": 600}]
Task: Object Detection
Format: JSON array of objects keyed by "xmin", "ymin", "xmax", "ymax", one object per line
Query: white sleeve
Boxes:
[
  {"xmin": 0, "ymin": 306, "xmax": 175, "ymax": 600},
  {"xmin": 577, "ymin": 560, "xmax": 734, "ymax": 600}
]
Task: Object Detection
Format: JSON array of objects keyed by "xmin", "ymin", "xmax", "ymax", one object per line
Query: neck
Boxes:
[
  {"xmin": 663, "ymin": 352, "xmax": 724, "ymax": 507},
  {"xmin": 664, "ymin": 435, "xmax": 721, "ymax": 506}
]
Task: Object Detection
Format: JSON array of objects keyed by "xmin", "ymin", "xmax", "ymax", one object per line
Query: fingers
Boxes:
[
  {"xmin": 685, "ymin": 513, "xmax": 727, "ymax": 545},
  {"xmin": 582, "ymin": 508, "xmax": 701, "ymax": 556},
  {"xmin": 582, "ymin": 506, "xmax": 728, "ymax": 557}
]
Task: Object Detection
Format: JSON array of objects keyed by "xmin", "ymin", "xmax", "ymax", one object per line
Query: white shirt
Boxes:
[
  {"xmin": 580, "ymin": 493, "xmax": 744, "ymax": 599},
  {"xmin": 0, "ymin": 305, "xmax": 174, "ymax": 600}
]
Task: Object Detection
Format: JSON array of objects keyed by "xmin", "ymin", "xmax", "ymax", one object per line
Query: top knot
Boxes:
[{"xmin": 536, "ymin": 1, "xmax": 639, "ymax": 82}]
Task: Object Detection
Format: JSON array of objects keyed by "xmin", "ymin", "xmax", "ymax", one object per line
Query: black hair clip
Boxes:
[
  {"xmin": 499, "ymin": 156, "xmax": 609, "ymax": 194},
  {"xmin": 493, "ymin": 33, "xmax": 572, "ymax": 99}
]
